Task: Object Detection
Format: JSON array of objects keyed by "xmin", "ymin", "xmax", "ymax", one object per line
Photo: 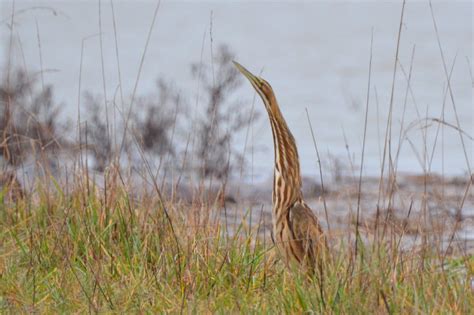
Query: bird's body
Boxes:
[{"xmin": 233, "ymin": 61, "xmax": 326, "ymax": 273}]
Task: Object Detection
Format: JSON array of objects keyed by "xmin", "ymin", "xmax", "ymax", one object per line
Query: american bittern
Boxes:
[{"xmin": 234, "ymin": 61, "xmax": 327, "ymax": 273}]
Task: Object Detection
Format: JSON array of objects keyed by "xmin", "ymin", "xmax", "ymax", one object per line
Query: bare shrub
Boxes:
[
  {"xmin": 83, "ymin": 79, "xmax": 180, "ymax": 173},
  {"xmin": 133, "ymin": 79, "xmax": 179, "ymax": 158},
  {"xmin": 193, "ymin": 44, "xmax": 258, "ymax": 180},
  {"xmin": 82, "ymin": 92, "xmax": 113, "ymax": 172},
  {"xmin": 0, "ymin": 69, "xmax": 63, "ymax": 167}
]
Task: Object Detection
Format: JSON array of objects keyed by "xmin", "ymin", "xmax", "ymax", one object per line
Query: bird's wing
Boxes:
[{"xmin": 288, "ymin": 202, "xmax": 326, "ymax": 265}]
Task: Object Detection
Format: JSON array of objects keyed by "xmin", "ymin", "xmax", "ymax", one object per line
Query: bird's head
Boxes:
[{"xmin": 233, "ymin": 61, "xmax": 276, "ymax": 111}]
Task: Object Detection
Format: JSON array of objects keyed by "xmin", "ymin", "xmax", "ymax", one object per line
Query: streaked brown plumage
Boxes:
[{"xmin": 233, "ymin": 61, "xmax": 327, "ymax": 273}]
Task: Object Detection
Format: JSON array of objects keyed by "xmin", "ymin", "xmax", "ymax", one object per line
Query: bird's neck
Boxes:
[{"xmin": 267, "ymin": 103, "xmax": 302, "ymax": 210}]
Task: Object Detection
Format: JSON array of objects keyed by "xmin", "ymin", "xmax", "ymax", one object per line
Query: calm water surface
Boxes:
[{"xmin": 1, "ymin": 1, "xmax": 472, "ymax": 180}]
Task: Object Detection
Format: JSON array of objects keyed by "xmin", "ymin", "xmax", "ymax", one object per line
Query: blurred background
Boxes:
[{"xmin": 0, "ymin": 0, "xmax": 472, "ymax": 183}]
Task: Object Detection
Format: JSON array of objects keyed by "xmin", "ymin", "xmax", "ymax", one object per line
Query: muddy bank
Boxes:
[{"xmin": 217, "ymin": 173, "xmax": 474, "ymax": 254}]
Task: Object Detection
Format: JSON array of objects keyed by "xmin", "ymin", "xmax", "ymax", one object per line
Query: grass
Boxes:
[{"xmin": 1, "ymin": 174, "xmax": 472, "ymax": 313}]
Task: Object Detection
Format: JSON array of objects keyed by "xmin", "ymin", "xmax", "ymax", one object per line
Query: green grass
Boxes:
[{"xmin": 1, "ymin": 178, "xmax": 473, "ymax": 314}]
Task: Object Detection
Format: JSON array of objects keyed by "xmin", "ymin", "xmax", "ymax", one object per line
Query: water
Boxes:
[{"xmin": 1, "ymin": 1, "xmax": 472, "ymax": 180}]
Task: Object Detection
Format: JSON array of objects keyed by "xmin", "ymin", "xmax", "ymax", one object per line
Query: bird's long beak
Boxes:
[{"xmin": 233, "ymin": 61, "xmax": 262, "ymax": 89}]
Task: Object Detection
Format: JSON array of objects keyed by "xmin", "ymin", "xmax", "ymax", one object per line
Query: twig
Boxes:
[
  {"xmin": 305, "ymin": 108, "xmax": 330, "ymax": 233},
  {"xmin": 119, "ymin": 0, "xmax": 161, "ymax": 155},
  {"xmin": 355, "ymin": 28, "xmax": 373, "ymax": 258}
]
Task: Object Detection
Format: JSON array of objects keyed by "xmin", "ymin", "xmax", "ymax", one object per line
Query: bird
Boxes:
[{"xmin": 233, "ymin": 61, "xmax": 327, "ymax": 274}]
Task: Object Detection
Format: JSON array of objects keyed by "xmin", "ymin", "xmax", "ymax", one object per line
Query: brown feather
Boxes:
[{"xmin": 233, "ymin": 61, "xmax": 328, "ymax": 273}]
